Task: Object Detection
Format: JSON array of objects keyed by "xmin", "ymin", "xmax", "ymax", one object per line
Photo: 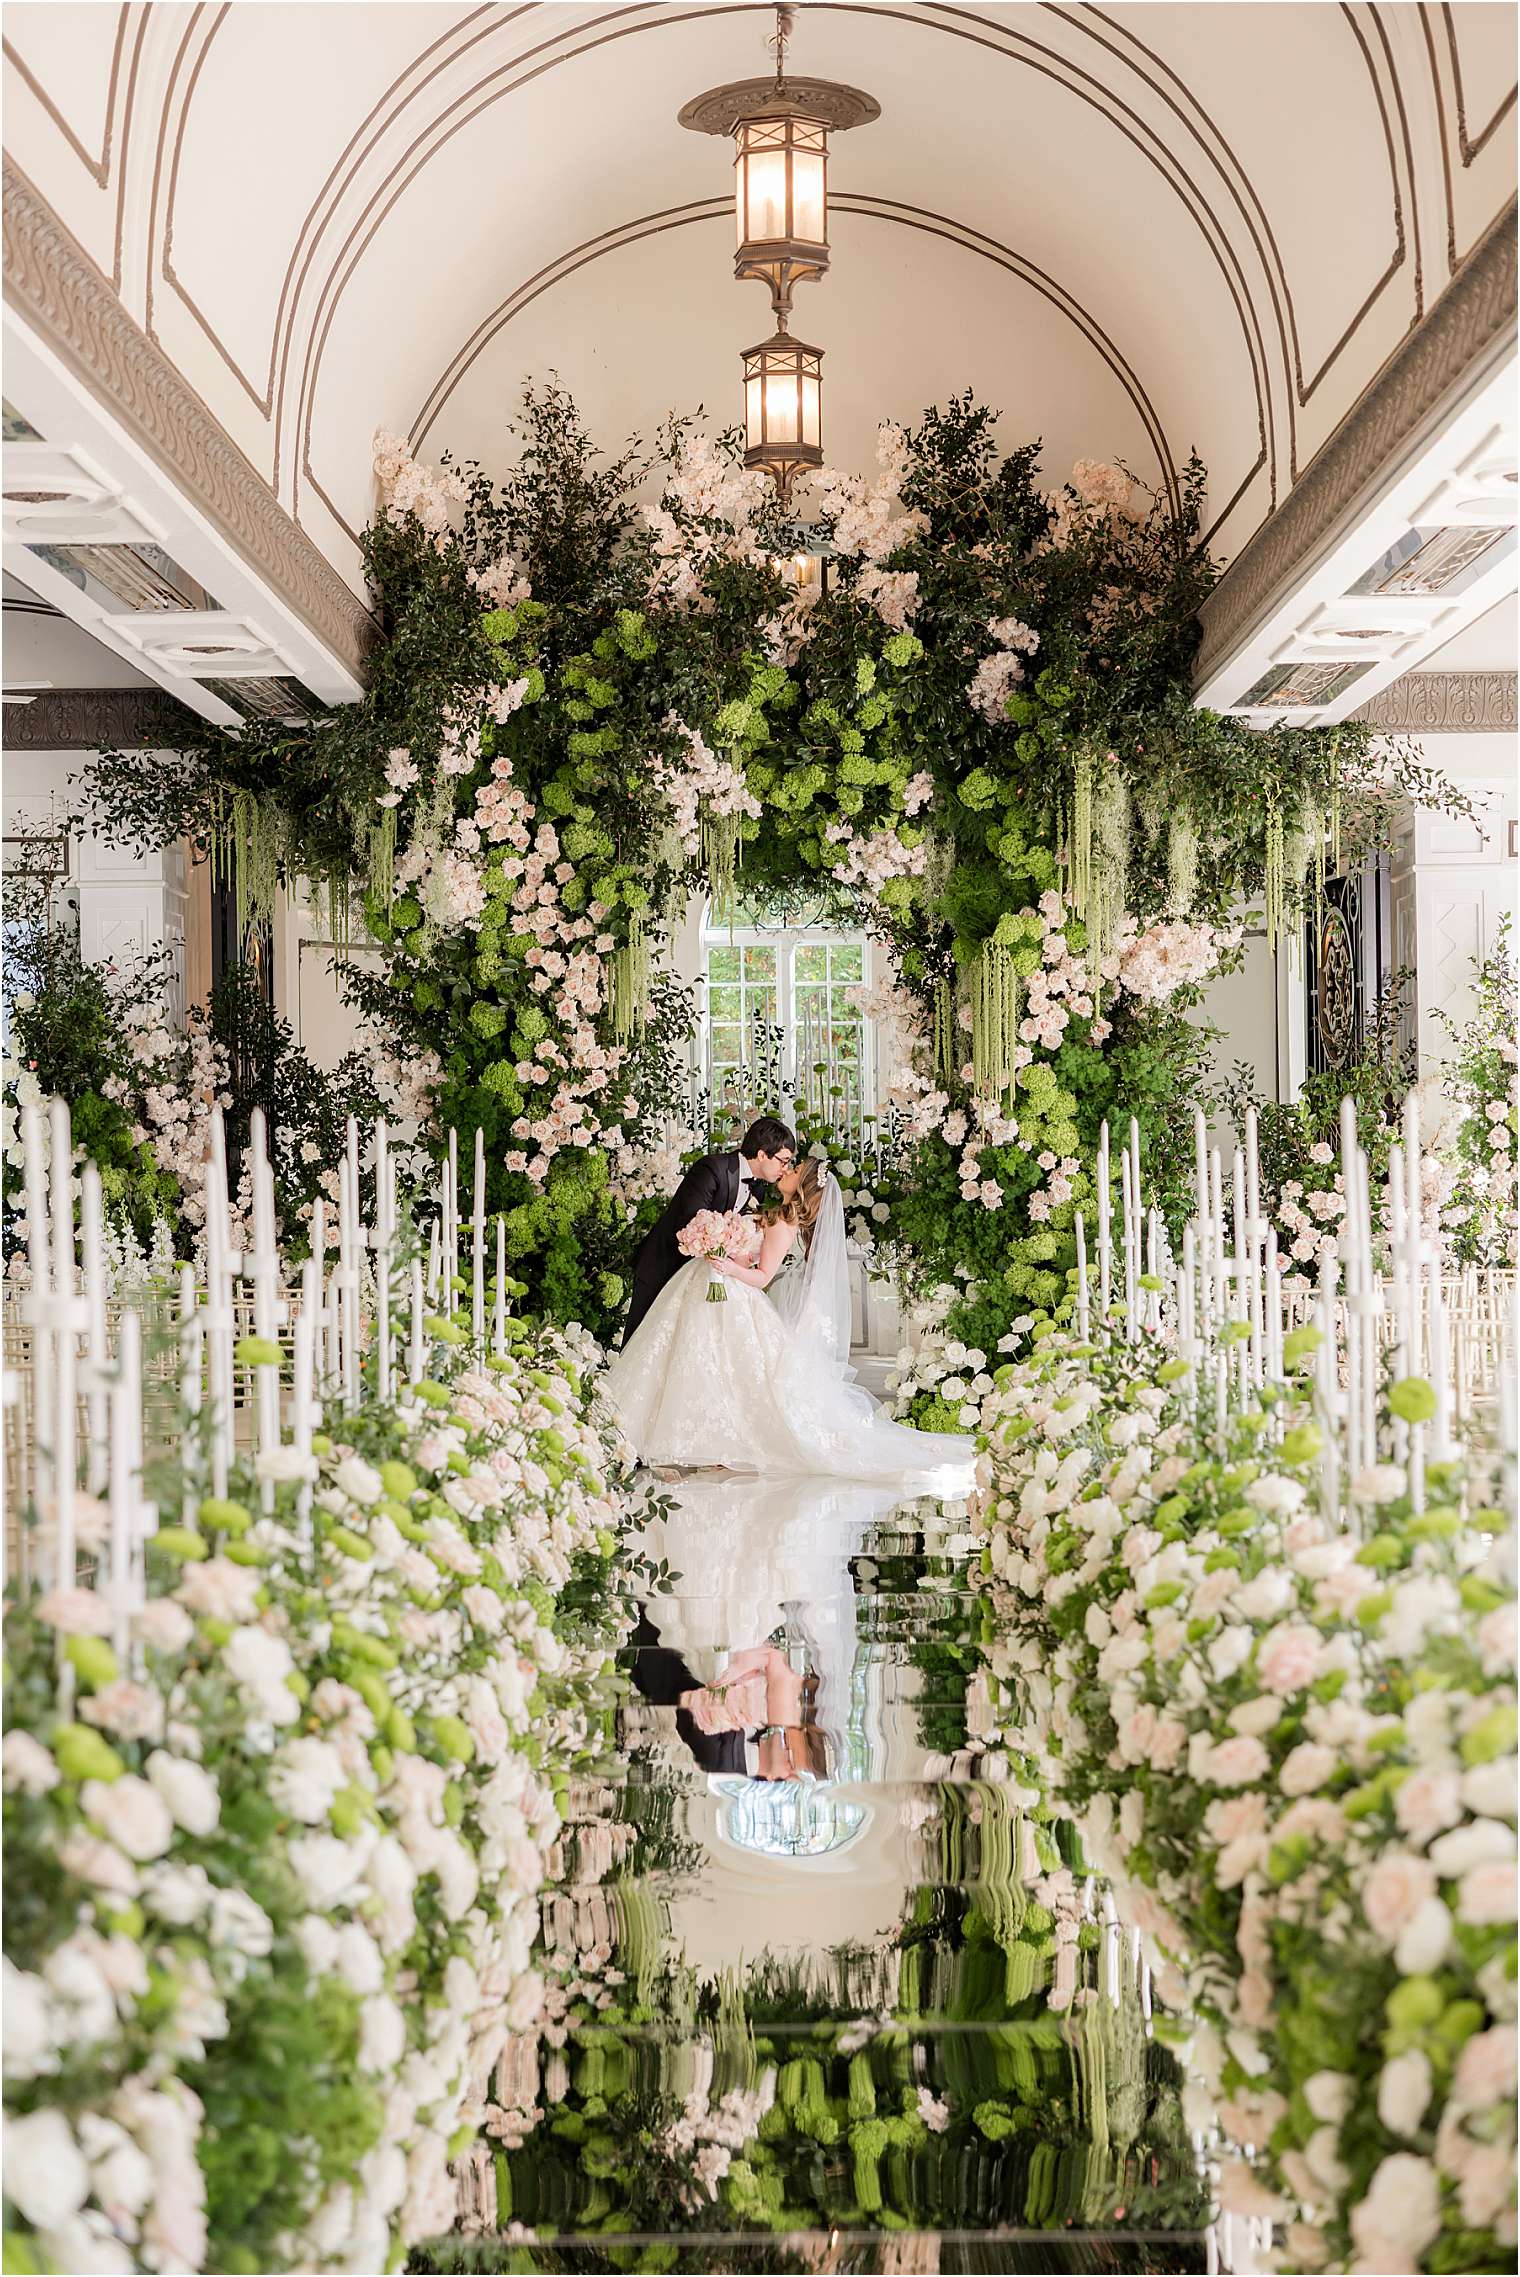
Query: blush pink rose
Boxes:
[
  {"xmin": 1256, "ymin": 1622, "xmax": 1324, "ymax": 1695},
  {"xmin": 1394, "ymin": 1768, "xmax": 1462, "ymax": 1848},
  {"xmin": 1206, "ymin": 1735, "xmax": 1270, "ymax": 1787},
  {"xmin": 1278, "ymin": 1742, "xmax": 1337, "ymax": 1797},
  {"xmin": 1362, "ymin": 1850, "xmax": 1437, "ymax": 1944}
]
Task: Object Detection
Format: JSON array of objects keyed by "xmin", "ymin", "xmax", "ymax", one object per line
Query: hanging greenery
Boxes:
[{"xmin": 80, "ymin": 382, "xmax": 1465, "ymax": 1343}]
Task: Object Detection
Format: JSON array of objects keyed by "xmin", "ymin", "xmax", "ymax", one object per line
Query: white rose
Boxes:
[
  {"xmin": 1208, "ymin": 1624, "xmax": 1253, "ymax": 1682},
  {"xmin": 146, "ymin": 1751, "xmax": 220, "ymax": 1836},
  {"xmin": 1362, "ymin": 1850, "xmax": 1437, "ymax": 1943},
  {"xmin": 1350, "ymin": 2154, "xmax": 1441, "ymax": 2263},
  {"xmin": 132, "ymin": 1600, "xmax": 194, "ymax": 1655},
  {"xmin": 208, "ymin": 1886, "xmax": 274, "ymax": 1961},
  {"xmin": 268, "ymin": 1736, "xmax": 348, "ymax": 1824},
  {"xmin": 43, "ymin": 1941, "xmax": 118, "ymax": 2049},
  {"xmin": 335, "ymin": 1922, "xmax": 385, "ymax": 1995},
  {"xmin": 256, "ymin": 1445, "xmax": 320, "ymax": 1485},
  {"xmin": 1428, "ymin": 1818, "xmax": 1513, "ymax": 1875},
  {"xmin": 81, "ymin": 1775, "xmax": 174, "ymax": 1862},
  {"xmin": 141, "ymin": 1862, "xmax": 213, "ymax": 1925},
  {"xmin": 1350, "ymin": 1463, "xmax": 1407, "ymax": 1506},
  {"xmin": 295, "ymin": 1914, "xmax": 342, "ymax": 1973},
  {"xmin": 335, "ymin": 1454, "xmax": 383, "ymax": 1504},
  {"xmin": 359, "ymin": 1993, "xmax": 407, "ymax": 2073},
  {"xmin": 1378, "ymin": 2048, "xmax": 1433, "ymax": 2136},
  {"xmin": 1394, "ymin": 1768, "xmax": 1462, "ymax": 1848},
  {"xmin": 1304, "ymin": 2071, "xmax": 1354, "ymax": 2125},
  {"xmin": 289, "ymin": 1831, "xmax": 375, "ymax": 1911},
  {"xmin": 2, "ymin": 1961, "xmax": 54, "ymax": 2079},
  {"xmin": 87, "ymin": 2127, "xmax": 155, "ymax": 2224},
  {"xmin": 1244, "ymin": 1473, "xmax": 1306, "ymax": 1517},
  {"xmin": 1, "ymin": 2109, "xmax": 91, "ymax": 2228},
  {"xmin": 1232, "ymin": 1569, "xmax": 1295, "ymax": 1621},
  {"xmin": 3, "ymin": 1730, "xmax": 60, "ymax": 1795},
  {"xmin": 1395, "ymin": 1895, "xmax": 1453, "ymax": 1975}
]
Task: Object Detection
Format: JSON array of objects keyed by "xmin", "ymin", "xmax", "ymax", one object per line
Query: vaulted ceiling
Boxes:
[{"xmin": 5, "ymin": 0, "xmax": 1515, "ymax": 609}]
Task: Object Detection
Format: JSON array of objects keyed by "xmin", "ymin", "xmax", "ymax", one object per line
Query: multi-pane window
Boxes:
[{"xmin": 701, "ymin": 903, "xmax": 872, "ymax": 1139}]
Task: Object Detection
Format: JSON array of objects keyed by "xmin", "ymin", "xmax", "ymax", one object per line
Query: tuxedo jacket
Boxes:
[{"xmin": 622, "ymin": 1148, "xmax": 749, "ymax": 1346}]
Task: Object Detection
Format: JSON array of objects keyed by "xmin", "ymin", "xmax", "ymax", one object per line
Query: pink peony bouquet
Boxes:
[{"xmin": 677, "ymin": 1207, "xmax": 753, "ymax": 1303}]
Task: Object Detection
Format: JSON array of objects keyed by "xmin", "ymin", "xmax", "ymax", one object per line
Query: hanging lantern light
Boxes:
[
  {"xmin": 732, "ymin": 106, "xmax": 828, "ymax": 315},
  {"xmin": 741, "ymin": 324, "xmax": 823, "ymax": 504},
  {"xmin": 679, "ymin": 8, "xmax": 878, "ymax": 321}
]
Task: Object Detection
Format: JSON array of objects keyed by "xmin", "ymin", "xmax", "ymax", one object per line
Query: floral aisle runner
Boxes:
[
  {"xmin": 966, "ymin": 1333, "xmax": 1516, "ymax": 2276},
  {"xmin": 418, "ymin": 1475, "xmax": 1212, "ymax": 2268},
  {"xmin": 2, "ymin": 1326, "xmax": 635, "ymax": 2275}
]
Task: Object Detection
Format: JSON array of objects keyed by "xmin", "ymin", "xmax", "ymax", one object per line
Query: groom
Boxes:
[{"xmin": 621, "ymin": 1115, "xmax": 796, "ymax": 1346}]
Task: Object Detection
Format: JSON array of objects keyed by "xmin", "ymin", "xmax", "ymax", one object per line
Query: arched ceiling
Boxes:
[{"xmin": 3, "ymin": 1, "xmax": 1516, "ymax": 604}]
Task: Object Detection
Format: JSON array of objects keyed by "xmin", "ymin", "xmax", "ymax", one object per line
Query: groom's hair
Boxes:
[{"xmin": 741, "ymin": 1116, "xmax": 795, "ymax": 1161}]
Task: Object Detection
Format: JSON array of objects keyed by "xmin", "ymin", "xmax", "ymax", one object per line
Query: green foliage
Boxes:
[{"xmin": 74, "ymin": 387, "xmax": 1462, "ymax": 1336}]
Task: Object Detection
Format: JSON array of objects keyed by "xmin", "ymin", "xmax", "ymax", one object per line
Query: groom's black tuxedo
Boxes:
[{"xmin": 622, "ymin": 1148, "xmax": 750, "ymax": 1347}]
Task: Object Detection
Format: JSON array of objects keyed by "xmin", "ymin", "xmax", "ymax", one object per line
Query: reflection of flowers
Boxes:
[{"xmin": 683, "ymin": 1670, "xmax": 768, "ymax": 1733}]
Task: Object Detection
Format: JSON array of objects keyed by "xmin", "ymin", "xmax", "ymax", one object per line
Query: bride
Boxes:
[{"xmin": 603, "ymin": 1157, "xmax": 975, "ymax": 1487}]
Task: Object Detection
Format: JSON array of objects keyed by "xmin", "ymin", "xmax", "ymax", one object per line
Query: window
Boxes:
[{"xmin": 700, "ymin": 896, "xmax": 872, "ymax": 1140}]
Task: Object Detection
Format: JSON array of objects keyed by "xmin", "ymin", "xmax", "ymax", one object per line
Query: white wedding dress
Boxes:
[{"xmin": 603, "ymin": 1177, "xmax": 975, "ymax": 1488}]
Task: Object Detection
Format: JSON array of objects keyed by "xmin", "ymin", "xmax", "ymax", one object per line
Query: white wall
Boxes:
[{"xmin": 2, "ymin": 745, "xmax": 187, "ymax": 1017}]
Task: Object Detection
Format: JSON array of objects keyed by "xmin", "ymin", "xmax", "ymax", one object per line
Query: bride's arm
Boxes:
[{"xmin": 713, "ymin": 1220, "xmax": 796, "ymax": 1289}]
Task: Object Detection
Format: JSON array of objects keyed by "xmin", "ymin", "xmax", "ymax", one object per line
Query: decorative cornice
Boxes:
[
  {"xmin": 1195, "ymin": 196, "xmax": 1518, "ymax": 684},
  {"xmin": 1354, "ymin": 668, "xmax": 1517, "ymax": 731},
  {"xmin": 1, "ymin": 158, "xmax": 375, "ymax": 681},
  {"xmin": 1, "ymin": 686, "xmax": 197, "ymax": 749}
]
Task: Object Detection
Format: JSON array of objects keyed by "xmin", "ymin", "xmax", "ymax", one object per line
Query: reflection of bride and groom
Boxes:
[
  {"xmin": 607, "ymin": 1114, "xmax": 973, "ymax": 1489},
  {"xmin": 627, "ymin": 1474, "xmax": 896, "ymax": 1880}
]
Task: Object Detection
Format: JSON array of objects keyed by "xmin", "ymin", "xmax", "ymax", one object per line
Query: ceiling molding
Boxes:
[
  {"xmin": 1, "ymin": 157, "xmax": 376, "ymax": 681},
  {"xmin": 1194, "ymin": 195, "xmax": 1517, "ymax": 687},
  {"xmin": 0, "ymin": 685, "xmax": 198, "ymax": 749},
  {"xmin": 1353, "ymin": 667, "xmax": 1517, "ymax": 732}
]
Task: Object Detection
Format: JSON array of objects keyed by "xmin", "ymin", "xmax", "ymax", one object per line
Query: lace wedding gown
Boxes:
[{"xmin": 603, "ymin": 1185, "xmax": 975, "ymax": 1489}]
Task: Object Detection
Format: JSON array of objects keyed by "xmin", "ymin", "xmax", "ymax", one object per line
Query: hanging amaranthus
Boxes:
[
  {"xmin": 1166, "ymin": 809, "xmax": 1199, "ymax": 914},
  {"xmin": 1089, "ymin": 769, "xmax": 1130, "ymax": 973},
  {"xmin": 610, "ymin": 907, "xmax": 650, "ymax": 1041},
  {"xmin": 209, "ymin": 788, "xmax": 281, "ymax": 943},
  {"xmin": 933, "ymin": 972, "xmax": 958, "ymax": 1087},
  {"xmin": 702, "ymin": 807, "xmax": 742, "ymax": 926},
  {"xmin": 1068, "ymin": 749, "xmax": 1095, "ymax": 920},
  {"xmin": 970, "ymin": 940, "xmax": 1020, "ymax": 1098},
  {"xmin": 366, "ymin": 802, "xmax": 397, "ymax": 917},
  {"xmin": 1263, "ymin": 795, "xmax": 1286, "ymax": 952}
]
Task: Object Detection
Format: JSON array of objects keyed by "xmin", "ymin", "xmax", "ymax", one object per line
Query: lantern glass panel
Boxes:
[
  {"xmin": 800, "ymin": 364, "xmax": 820, "ymax": 447},
  {"xmin": 745, "ymin": 370, "xmax": 765, "ymax": 451},
  {"xmin": 791, "ymin": 148, "xmax": 825, "ymax": 245},
  {"xmin": 766, "ymin": 368, "xmax": 801, "ymax": 444},
  {"xmin": 740, "ymin": 144, "xmax": 789, "ymax": 245}
]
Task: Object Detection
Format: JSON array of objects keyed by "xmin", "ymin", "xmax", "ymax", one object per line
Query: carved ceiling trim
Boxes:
[
  {"xmin": 1354, "ymin": 669, "xmax": 1517, "ymax": 732},
  {"xmin": 1, "ymin": 158, "xmax": 375, "ymax": 681},
  {"xmin": 0, "ymin": 686, "xmax": 199, "ymax": 750},
  {"xmin": 1195, "ymin": 196, "xmax": 1517, "ymax": 687}
]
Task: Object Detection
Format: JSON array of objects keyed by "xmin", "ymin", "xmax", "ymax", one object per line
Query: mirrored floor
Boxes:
[{"xmin": 420, "ymin": 1474, "xmax": 1211, "ymax": 2275}]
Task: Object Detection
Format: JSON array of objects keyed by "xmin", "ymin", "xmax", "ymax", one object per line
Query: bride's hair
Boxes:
[{"xmin": 775, "ymin": 1156, "xmax": 829, "ymax": 1248}]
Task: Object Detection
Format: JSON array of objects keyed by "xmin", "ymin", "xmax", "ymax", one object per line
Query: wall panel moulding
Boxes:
[
  {"xmin": 1354, "ymin": 668, "xmax": 1518, "ymax": 733},
  {"xmin": 0, "ymin": 686, "xmax": 198, "ymax": 750}
]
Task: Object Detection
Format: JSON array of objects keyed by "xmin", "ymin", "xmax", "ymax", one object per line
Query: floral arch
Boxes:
[{"xmin": 86, "ymin": 385, "xmax": 1442, "ymax": 1366}]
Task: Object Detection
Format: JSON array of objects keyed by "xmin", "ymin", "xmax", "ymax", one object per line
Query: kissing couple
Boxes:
[{"xmin": 604, "ymin": 1115, "xmax": 973, "ymax": 1488}]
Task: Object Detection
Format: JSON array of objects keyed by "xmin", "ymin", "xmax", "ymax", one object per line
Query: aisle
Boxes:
[{"xmin": 433, "ymin": 1472, "xmax": 1214, "ymax": 2274}]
